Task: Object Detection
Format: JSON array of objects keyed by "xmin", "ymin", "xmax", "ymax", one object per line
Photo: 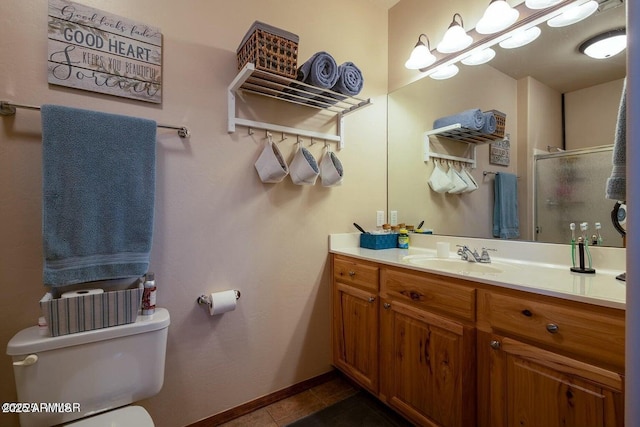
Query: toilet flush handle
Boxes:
[{"xmin": 13, "ymin": 354, "xmax": 38, "ymax": 367}]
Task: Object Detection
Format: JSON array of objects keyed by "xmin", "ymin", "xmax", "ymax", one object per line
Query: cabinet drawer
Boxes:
[
  {"xmin": 479, "ymin": 290, "xmax": 625, "ymax": 368},
  {"xmin": 333, "ymin": 256, "xmax": 379, "ymax": 292},
  {"xmin": 381, "ymin": 268, "xmax": 475, "ymax": 321}
]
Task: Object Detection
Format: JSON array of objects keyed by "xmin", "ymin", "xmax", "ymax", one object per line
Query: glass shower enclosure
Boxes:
[{"xmin": 534, "ymin": 145, "xmax": 624, "ymax": 248}]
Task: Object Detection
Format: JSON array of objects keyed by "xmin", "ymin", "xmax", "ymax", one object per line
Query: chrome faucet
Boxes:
[{"xmin": 456, "ymin": 245, "xmax": 495, "ymax": 263}]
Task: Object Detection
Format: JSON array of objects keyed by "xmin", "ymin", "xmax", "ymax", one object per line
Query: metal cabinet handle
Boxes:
[
  {"xmin": 368, "ymin": 296, "xmax": 376, "ymax": 303},
  {"xmin": 13, "ymin": 354, "xmax": 38, "ymax": 367},
  {"xmin": 383, "ymin": 303, "xmax": 391, "ymax": 309},
  {"xmin": 348, "ymin": 271, "xmax": 356, "ymax": 277},
  {"xmin": 546, "ymin": 323, "xmax": 559, "ymax": 334},
  {"xmin": 490, "ymin": 340, "xmax": 501, "ymax": 350}
]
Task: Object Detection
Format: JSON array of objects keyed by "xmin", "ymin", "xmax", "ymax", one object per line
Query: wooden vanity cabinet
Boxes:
[
  {"xmin": 331, "ymin": 254, "xmax": 626, "ymax": 427},
  {"xmin": 331, "ymin": 255, "xmax": 380, "ymax": 394},
  {"xmin": 379, "ymin": 267, "xmax": 477, "ymax": 427},
  {"xmin": 477, "ymin": 289, "xmax": 625, "ymax": 427}
]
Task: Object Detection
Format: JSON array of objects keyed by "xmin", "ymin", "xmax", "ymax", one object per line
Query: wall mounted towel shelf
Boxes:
[
  {"xmin": 0, "ymin": 100, "xmax": 191, "ymax": 138},
  {"xmin": 228, "ymin": 63, "xmax": 371, "ymax": 149},
  {"xmin": 423, "ymin": 124, "xmax": 510, "ymax": 168}
]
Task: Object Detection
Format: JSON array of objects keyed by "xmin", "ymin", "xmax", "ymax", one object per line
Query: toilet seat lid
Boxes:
[{"xmin": 65, "ymin": 406, "xmax": 153, "ymax": 427}]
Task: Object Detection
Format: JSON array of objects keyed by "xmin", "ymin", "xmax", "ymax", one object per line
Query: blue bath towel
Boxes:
[
  {"xmin": 332, "ymin": 62, "xmax": 363, "ymax": 96},
  {"xmin": 41, "ymin": 105, "xmax": 157, "ymax": 286},
  {"xmin": 606, "ymin": 78, "xmax": 626, "ymax": 201},
  {"xmin": 481, "ymin": 111, "xmax": 497, "ymax": 134},
  {"xmin": 283, "ymin": 52, "xmax": 339, "ymax": 105},
  {"xmin": 433, "ymin": 108, "xmax": 485, "ymax": 131},
  {"xmin": 297, "ymin": 51, "xmax": 339, "ymax": 90},
  {"xmin": 310, "ymin": 61, "xmax": 365, "ymax": 108},
  {"xmin": 492, "ymin": 172, "xmax": 520, "ymax": 239}
]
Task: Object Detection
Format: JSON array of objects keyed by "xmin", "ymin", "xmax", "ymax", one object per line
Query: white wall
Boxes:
[
  {"xmin": 0, "ymin": 1, "xmax": 388, "ymax": 426},
  {"xmin": 565, "ymin": 78, "xmax": 625, "ymax": 150}
]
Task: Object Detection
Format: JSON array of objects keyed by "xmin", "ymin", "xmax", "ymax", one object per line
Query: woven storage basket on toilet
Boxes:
[{"xmin": 236, "ymin": 21, "xmax": 299, "ymax": 79}]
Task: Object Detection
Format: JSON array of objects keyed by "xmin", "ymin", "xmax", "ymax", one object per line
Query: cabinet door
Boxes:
[
  {"xmin": 487, "ymin": 335, "xmax": 624, "ymax": 427},
  {"xmin": 332, "ymin": 282, "xmax": 379, "ymax": 393},
  {"xmin": 380, "ymin": 298, "xmax": 476, "ymax": 427}
]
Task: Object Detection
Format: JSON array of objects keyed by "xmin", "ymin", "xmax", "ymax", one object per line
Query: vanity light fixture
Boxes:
[
  {"xmin": 476, "ymin": 0, "xmax": 520, "ymax": 34},
  {"xmin": 461, "ymin": 47, "xmax": 496, "ymax": 65},
  {"xmin": 546, "ymin": 0, "xmax": 598, "ymax": 27},
  {"xmin": 525, "ymin": 0, "xmax": 563, "ymax": 9},
  {"xmin": 499, "ymin": 26, "xmax": 542, "ymax": 49},
  {"xmin": 429, "ymin": 64, "xmax": 460, "ymax": 80},
  {"xmin": 405, "ymin": 33, "xmax": 437, "ymax": 69},
  {"xmin": 436, "ymin": 13, "xmax": 474, "ymax": 53},
  {"xmin": 579, "ymin": 28, "xmax": 626, "ymax": 59}
]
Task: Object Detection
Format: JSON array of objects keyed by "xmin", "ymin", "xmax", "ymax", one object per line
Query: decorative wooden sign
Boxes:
[
  {"xmin": 48, "ymin": 0, "xmax": 162, "ymax": 103},
  {"xmin": 490, "ymin": 138, "xmax": 510, "ymax": 166}
]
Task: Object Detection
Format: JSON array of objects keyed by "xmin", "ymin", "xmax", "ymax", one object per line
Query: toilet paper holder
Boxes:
[{"xmin": 197, "ymin": 290, "xmax": 241, "ymax": 307}]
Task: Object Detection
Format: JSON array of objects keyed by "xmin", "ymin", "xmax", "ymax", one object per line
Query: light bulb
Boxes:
[
  {"xmin": 476, "ymin": 0, "xmax": 520, "ymax": 35},
  {"xmin": 499, "ymin": 26, "xmax": 541, "ymax": 49},
  {"xmin": 429, "ymin": 64, "xmax": 459, "ymax": 80},
  {"xmin": 525, "ymin": 0, "xmax": 562, "ymax": 9},
  {"xmin": 547, "ymin": 1, "xmax": 598, "ymax": 27},
  {"xmin": 461, "ymin": 48, "xmax": 496, "ymax": 65},
  {"xmin": 437, "ymin": 14, "xmax": 473, "ymax": 53}
]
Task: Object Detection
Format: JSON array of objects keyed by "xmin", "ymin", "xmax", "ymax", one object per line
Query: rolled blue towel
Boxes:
[
  {"xmin": 332, "ymin": 62, "xmax": 363, "ymax": 96},
  {"xmin": 433, "ymin": 108, "xmax": 485, "ymax": 131},
  {"xmin": 283, "ymin": 52, "xmax": 339, "ymax": 104},
  {"xmin": 310, "ymin": 61, "xmax": 365, "ymax": 108},
  {"xmin": 297, "ymin": 51, "xmax": 339, "ymax": 89},
  {"xmin": 481, "ymin": 111, "xmax": 497, "ymax": 134}
]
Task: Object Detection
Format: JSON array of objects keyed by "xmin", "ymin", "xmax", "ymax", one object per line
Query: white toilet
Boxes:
[{"xmin": 6, "ymin": 308, "xmax": 170, "ymax": 427}]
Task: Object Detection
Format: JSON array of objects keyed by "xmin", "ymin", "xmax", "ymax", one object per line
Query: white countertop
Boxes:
[{"xmin": 329, "ymin": 233, "xmax": 627, "ymax": 310}]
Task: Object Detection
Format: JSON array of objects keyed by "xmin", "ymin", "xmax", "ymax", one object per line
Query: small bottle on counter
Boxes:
[
  {"xmin": 398, "ymin": 228, "xmax": 409, "ymax": 249},
  {"xmin": 141, "ymin": 272, "xmax": 156, "ymax": 315}
]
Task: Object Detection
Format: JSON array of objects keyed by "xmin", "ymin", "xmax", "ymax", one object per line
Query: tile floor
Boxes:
[{"xmin": 218, "ymin": 375, "xmax": 359, "ymax": 427}]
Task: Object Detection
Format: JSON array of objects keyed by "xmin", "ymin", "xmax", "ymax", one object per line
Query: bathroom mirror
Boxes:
[{"xmin": 388, "ymin": 0, "xmax": 626, "ymax": 247}]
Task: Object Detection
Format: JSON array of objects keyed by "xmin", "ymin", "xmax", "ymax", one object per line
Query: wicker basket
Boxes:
[
  {"xmin": 488, "ymin": 110, "xmax": 506, "ymax": 138},
  {"xmin": 237, "ymin": 21, "xmax": 299, "ymax": 79}
]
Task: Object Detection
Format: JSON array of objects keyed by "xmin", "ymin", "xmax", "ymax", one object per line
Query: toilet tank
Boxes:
[{"xmin": 6, "ymin": 308, "xmax": 170, "ymax": 427}]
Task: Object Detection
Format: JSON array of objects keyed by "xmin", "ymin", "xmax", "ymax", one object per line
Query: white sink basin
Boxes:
[{"xmin": 402, "ymin": 255, "xmax": 513, "ymax": 275}]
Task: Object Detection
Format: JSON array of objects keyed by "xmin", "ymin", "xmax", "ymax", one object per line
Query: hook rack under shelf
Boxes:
[{"xmin": 423, "ymin": 132, "xmax": 477, "ymax": 168}]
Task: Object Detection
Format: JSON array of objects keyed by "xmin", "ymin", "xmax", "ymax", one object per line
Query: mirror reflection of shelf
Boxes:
[
  {"xmin": 425, "ymin": 123, "xmax": 503, "ymax": 144},
  {"xmin": 228, "ymin": 63, "xmax": 371, "ymax": 149},
  {"xmin": 423, "ymin": 125, "xmax": 509, "ymax": 169}
]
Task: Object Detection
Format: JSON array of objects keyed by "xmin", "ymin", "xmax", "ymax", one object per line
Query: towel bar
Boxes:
[
  {"xmin": 0, "ymin": 100, "xmax": 190, "ymax": 138},
  {"xmin": 483, "ymin": 171, "xmax": 521, "ymax": 178}
]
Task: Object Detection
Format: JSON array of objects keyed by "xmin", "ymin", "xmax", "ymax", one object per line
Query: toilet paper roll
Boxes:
[
  {"xmin": 61, "ymin": 289, "xmax": 104, "ymax": 298},
  {"xmin": 209, "ymin": 290, "xmax": 238, "ymax": 315}
]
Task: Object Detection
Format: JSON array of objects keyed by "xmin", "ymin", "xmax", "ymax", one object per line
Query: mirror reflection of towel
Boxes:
[
  {"xmin": 493, "ymin": 172, "xmax": 519, "ymax": 239},
  {"xmin": 606, "ymin": 78, "xmax": 626, "ymax": 202}
]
